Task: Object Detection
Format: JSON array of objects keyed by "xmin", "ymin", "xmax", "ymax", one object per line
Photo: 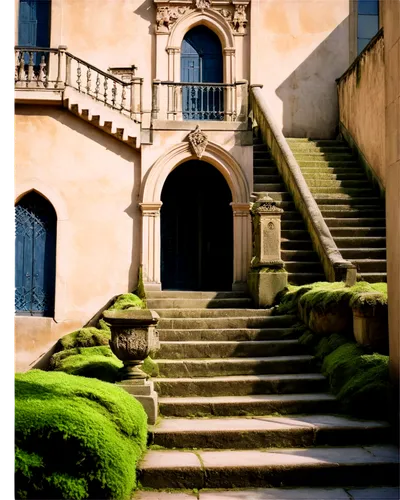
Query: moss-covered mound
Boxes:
[
  {"xmin": 298, "ymin": 326, "xmax": 392, "ymax": 420},
  {"xmin": 49, "ymin": 300, "xmax": 158, "ymax": 382},
  {"xmin": 15, "ymin": 370, "xmax": 147, "ymax": 500}
]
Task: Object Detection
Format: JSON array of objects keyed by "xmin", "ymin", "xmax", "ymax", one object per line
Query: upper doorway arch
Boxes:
[{"xmin": 181, "ymin": 25, "xmax": 223, "ymax": 119}]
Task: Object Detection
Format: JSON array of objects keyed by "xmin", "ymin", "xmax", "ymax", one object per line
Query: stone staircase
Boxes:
[
  {"xmin": 63, "ymin": 87, "xmax": 141, "ymax": 149},
  {"xmin": 287, "ymin": 138, "xmax": 387, "ymax": 283},
  {"xmin": 137, "ymin": 291, "xmax": 398, "ymax": 491},
  {"xmin": 253, "ymin": 140, "xmax": 325, "ymax": 285}
]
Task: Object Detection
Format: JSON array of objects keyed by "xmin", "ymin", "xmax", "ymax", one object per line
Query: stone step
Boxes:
[
  {"xmin": 157, "ymin": 315, "xmax": 297, "ymax": 330},
  {"xmin": 352, "ymin": 259, "xmax": 387, "ymax": 273},
  {"xmin": 254, "ymin": 166, "xmax": 279, "ymax": 175},
  {"xmin": 284, "ymin": 261, "xmax": 324, "ymax": 273},
  {"xmin": 147, "ymin": 298, "xmax": 254, "ymax": 309},
  {"xmin": 154, "ymin": 308, "xmax": 272, "ymax": 318},
  {"xmin": 256, "ymin": 191, "xmax": 292, "ymax": 201},
  {"xmin": 281, "ymin": 239, "xmax": 313, "ymax": 250},
  {"xmin": 330, "ymin": 227, "xmax": 386, "ymax": 237},
  {"xmin": 159, "ymin": 393, "xmax": 338, "ymax": 417},
  {"xmin": 340, "ymin": 248, "xmax": 387, "ymax": 259},
  {"xmin": 156, "ymin": 355, "xmax": 315, "ymax": 377},
  {"xmin": 305, "ymin": 180, "xmax": 370, "ymax": 188},
  {"xmin": 254, "ymin": 158, "xmax": 276, "ymax": 166},
  {"xmin": 302, "ymin": 172, "xmax": 366, "ymax": 180},
  {"xmin": 315, "ymin": 196, "xmax": 382, "ymax": 205},
  {"xmin": 151, "ymin": 415, "xmax": 392, "ymax": 450},
  {"xmin": 154, "ymin": 373, "xmax": 328, "ymax": 397},
  {"xmin": 287, "ymin": 273, "xmax": 326, "ymax": 285},
  {"xmin": 146, "ymin": 291, "xmax": 248, "ymax": 299},
  {"xmin": 334, "ymin": 237, "xmax": 386, "ymax": 248},
  {"xmin": 320, "ymin": 207, "xmax": 385, "ymax": 216},
  {"xmin": 356, "ymin": 272, "xmax": 387, "ymax": 283},
  {"xmin": 281, "ymin": 250, "xmax": 321, "ymax": 262},
  {"xmin": 281, "ymin": 230, "xmax": 312, "ymax": 240},
  {"xmin": 254, "ymin": 175, "xmax": 282, "ymax": 183},
  {"xmin": 281, "ymin": 221, "xmax": 308, "ymax": 230},
  {"xmin": 298, "ymin": 160, "xmax": 358, "ymax": 168},
  {"xmin": 301, "ymin": 167, "xmax": 365, "ymax": 174},
  {"xmin": 294, "ymin": 153, "xmax": 354, "ymax": 161},
  {"xmin": 286, "ymin": 139, "xmax": 346, "ymax": 146},
  {"xmin": 253, "ymin": 183, "xmax": 287, "ymax": 192},
  {"xmin": 281, "ymin": 211, "xmax": 303, "ymax": 221},
  {"xmin": 138, "ymin": 445, "xmax": 399, "ymax": 489},
  {"xmin": 325, "ymin": 218, "xmax": 386, "ymax": 227},
  {"xmin": 310, "ymin": 188, "xmax": 375, "ymax": 196},
  {"xmin": 155, "ymin": 339, "xmax": 307, "ymax": 359},
  {"xmin": 158, "ymin": 327, "xmax": 298, "ymax": 342}
]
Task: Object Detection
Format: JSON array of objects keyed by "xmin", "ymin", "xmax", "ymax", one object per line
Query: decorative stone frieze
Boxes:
[
  {"xmin": 154, "ymin": 0, "xmax": 250, "ymax": 35},
  {"xmin": 188, "ymin": 125, "xmax": 208, "ymax": 158}
]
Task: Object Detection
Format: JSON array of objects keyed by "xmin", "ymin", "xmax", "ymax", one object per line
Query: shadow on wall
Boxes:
[
  {"xmin": 134, "ymin": 0, "xmax": 157, "ymax": 80},
  {"xmin": 275, "ymin": 17, "xmax": 349, "ymax": 139}
]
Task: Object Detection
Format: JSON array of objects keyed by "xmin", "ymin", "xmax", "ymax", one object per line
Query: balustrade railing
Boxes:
[
  {"xmin": 153, "ymin": 80, "xmax": 248, "ymax": 122},
  {"xmin": 15, "ymin": 46, "xmax": 143, "ymax": 122}
]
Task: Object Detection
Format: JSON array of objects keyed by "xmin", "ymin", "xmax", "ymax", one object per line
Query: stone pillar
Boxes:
[
  {"xmin": 248, "ymin": 193, "xmax": 288, "ymax": 307},
  {"xmin": 140, "ymin": 202, "xmax": 162, "ymax": 291},
  {"xmin": 231, "ymin": 202, "xmax": 252, "ymax": 291},
  {"xmin": 223, "ymin": 48, "xmax": 236, "ymax": 121}
]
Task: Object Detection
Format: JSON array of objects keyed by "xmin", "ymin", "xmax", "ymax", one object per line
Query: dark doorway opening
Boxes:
[{"xmin": 161, "ymin": 160, "xmax": 233, "ymax": 290}]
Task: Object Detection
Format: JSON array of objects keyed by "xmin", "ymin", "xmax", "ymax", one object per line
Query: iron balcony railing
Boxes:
[
  {"xmin": 15, "ymin": 46, "xmax": 143, "ymax": 122},
  {"xmin": 152, "ymin": 80, "xmax": 249, "ymax": 122}
]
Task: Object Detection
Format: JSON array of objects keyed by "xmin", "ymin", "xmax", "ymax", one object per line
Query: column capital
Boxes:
[
  {"xmin": 223, "ymin": 47, "xmax": 236, "ymax": 55},
  {"xmin": 230, "ymin": 202, "xmax": 251, "ymax": 215},
  {"xmin": 139, "ymin": 202, "xmax": 163, "ymax": 215}
]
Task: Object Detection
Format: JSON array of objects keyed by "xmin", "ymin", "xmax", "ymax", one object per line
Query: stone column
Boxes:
[
  {"xmin": 231, "ymin": 202, "xmax": 252, "ymax": 291},
  {"xmin": 140, "ymin": 202, "xmax": 162, "ymax": 291},
  {"xmin": 223, "ymin": 48, "xmax": 236, "ymax": 121},
  {"xmin": 248, "ymin": 193, "xmax": 288, "ymax": 307}
]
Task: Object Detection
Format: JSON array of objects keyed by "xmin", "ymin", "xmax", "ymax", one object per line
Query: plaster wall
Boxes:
[
  {"xmin": 337, "ymin": 33, "xmax": 385, "ymax": 187},
  {"xmin": 250, "ymin": 0, "xmax": 350, "ymax": 138},
  {"xmin": 15, "ymin": 105, "xmax": 141, "ymax": 372},
  {"xmin": 383, "ymin": 0, "xmax": 400, "ymax": 385}
]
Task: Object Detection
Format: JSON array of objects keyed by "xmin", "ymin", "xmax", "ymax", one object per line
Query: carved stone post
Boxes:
[
  {"xmin": 152, "ymin": 79, "xmax": 161, "ymax": 120},
  {"xmin": 140, "ymin": 202, "xmax": 163, "ymax": 291},
  {"xmin": 248, "ymin": 193, "xmax": 288, "ymax": 307},
  {"xmin": 104, "ymin": 309, "xmax": 160, "ymax": 424}
]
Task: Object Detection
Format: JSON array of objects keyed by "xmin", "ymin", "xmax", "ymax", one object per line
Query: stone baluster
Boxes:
[
  {"xmin": 18, "ymin": 53, "xmax": 26, "ymax": 82},
  {"xmin": 15, "ymin": 51, "xmax": 20, "ymax": 81},
  {"xmin": 27, "ymin": 51, "xmax": 34, "ymax": 82},
  {"xmin": 95, "ymin": 73, "xmax": 100, "ymax": 100},
  {"xmin": 86, "ymin": 67, "xmax": 91, "ymax": 94},
  {"xmin": 76, "ymin": 62, "xmax": 82, "ymax": 92},
  {"xmin": 112, "ymin": 80, "xmax": 117, "ymax": 108},
  {"xmin": 55, "ymin": 46, "xmax": 67, "ymax": 89},
  {"xmin": 38, "ymin": 55, "xmax": 47, "ymax": 86},
  {"xmin": 104, "ymin": 77, "xmax": 108, "ymax": 103},
  {"xmin": 152, "ymin": 80, "xmax": 161, "ymax": 120}
]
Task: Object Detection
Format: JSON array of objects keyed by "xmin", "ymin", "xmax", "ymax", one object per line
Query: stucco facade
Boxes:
[{"xmin": 14, "ymin": 0, "xmax": 396, "ymax": 375}]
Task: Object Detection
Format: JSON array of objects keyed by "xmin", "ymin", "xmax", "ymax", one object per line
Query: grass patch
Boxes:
[{"xmin": 15, "ymin": 370, "xmax": 147, "ymax": 500}]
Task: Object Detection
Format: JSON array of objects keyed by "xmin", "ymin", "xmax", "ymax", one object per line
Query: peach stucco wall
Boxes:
[
  {"xmin": 383, "ymin": 0, "xmax": 400, "ymax": 385},
  {"xmin": 337, "ymin": 33, "xmax": 386, "ymax": 187},
  {"xmin": 15, "ymin": 105, "xmax": 141, "ymax": 372},
  {"xmin": 250, "ymin": 0, "xmax": 350, "ymax": 138}
]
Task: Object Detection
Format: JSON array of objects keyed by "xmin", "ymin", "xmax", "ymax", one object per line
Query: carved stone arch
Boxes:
[
  {"xmin": 139, "ymin": 141, "xmax": 251, "ymax": 290},
  {"xmin": 167, "ymin": 8, "xmax": 235, "ymax": 51},
  {"xmin": 165, "ymin": 9, "xmax": 236, "ymax": 84}
]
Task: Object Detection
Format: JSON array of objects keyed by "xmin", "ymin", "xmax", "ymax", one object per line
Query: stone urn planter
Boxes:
[
  {"xmin": 103, "ymin": 309, "xmax": 160, "ymax": 424},
  {"xmin": 352, "ymin": 293, "xmax": 388, "ymax": 354}
]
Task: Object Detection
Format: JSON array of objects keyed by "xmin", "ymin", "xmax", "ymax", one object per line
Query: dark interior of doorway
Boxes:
[{"xmin": 161, "ymin": 160, "xmax": 233, "ymax": 291}]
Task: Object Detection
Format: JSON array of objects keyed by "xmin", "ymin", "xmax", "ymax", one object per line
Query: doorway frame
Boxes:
[{"xmin": 140, "ymin": 141, "xmax": 251, "ymax": 291}]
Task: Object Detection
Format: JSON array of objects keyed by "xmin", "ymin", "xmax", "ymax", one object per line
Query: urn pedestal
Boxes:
[{"xmin": 103, "ymin": 309, "xmax": 160, "ymax": 424}]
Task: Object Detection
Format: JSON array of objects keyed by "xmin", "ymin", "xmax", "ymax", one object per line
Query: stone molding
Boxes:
[
  {"xmin": 188, "ymin": 125, "xmax": 208, "ymax": 158},
  {"xmin": 154, "ymin": 0, "xmax": 250, "ymax": 36}
]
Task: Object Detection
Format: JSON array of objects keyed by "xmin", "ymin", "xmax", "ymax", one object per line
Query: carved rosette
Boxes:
[
  {"xmin": 154, "ymin": 1, "xmax": 250, "ymax": 34},
  {"xmin": 189, "ymin": 125, "xmax": 208, "ymax": 158}
]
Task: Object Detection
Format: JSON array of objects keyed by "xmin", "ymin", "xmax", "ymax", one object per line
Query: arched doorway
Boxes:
[
  {"xmin": 15, "ymin": 191, "xmax": 57, "ymax": 316},
  {"xmin": 181, "ymin": 25, "xmax": 223, "ymax": 120},
  {"xmin": 161, "ymin": 160, "xmax": 233, "ymax": 290}
]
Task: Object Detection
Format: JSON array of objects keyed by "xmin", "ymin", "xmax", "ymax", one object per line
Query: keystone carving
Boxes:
[
  {"xmin": 195, "ymin": 0, "xmax": 212, "ymax": 9},
  {"xmin": 189, "ymin": 125, "xmax": 208, "ymax": 158}
]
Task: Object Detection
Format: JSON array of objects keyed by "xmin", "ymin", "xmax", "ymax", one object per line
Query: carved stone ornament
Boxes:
[
  {"xmin": 251, "ymin": 192, "xmax": 283, "ymax": 215},
  {"xmin": 189, "ymin": 125, "xmax": 208, "ymax": 158},
  {"xmin": 153, "ymin": 0, "xmax": 250, "ymax": 34}
]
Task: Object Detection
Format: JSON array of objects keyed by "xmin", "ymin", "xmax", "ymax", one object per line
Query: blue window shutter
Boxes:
[{"xmin": 18, "ymin": 0, "xmax": 51, "ymax": 47}]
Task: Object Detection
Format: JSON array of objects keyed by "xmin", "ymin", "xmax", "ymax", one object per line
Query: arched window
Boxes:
[
  {"xmin": 357, "ymin": 0, "xmax": 379, "ymax": 54},
  {"xmin": 15, "ymin": 192, "xmax": 57, "ymax": 316},
  {"xmin": 181, "ymin": 25, "xmax": 223, "ymax": 120}
]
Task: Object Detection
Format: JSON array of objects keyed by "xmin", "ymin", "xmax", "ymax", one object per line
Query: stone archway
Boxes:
[{"xmin": 139, "ymin": 141, "xmax": 251, "ymax": 291}]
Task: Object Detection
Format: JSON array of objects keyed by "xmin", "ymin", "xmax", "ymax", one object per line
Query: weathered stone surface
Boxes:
[
  {"xmin": 347, "ymin": 487, "xmax": 400, "ymax": 499},
  {"xmin": 248, "ymin": 269, "xmax": 288, "ymax": 308},
  {"xmin": 199, "ymin": 488, "xmax": 349, "ymax": 499}
]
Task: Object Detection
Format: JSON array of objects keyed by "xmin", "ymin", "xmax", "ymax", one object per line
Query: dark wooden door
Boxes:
[
  {"xmin": 15, "ymin": 192, "xmax": 56, "ymax": 316},
  {"xmin": 161, "ymin": 161, "xmax": 232, "ymax": 290},
  {"xmin": 181, "ymin": 25, "xmax": 223, "ymax": 120}
]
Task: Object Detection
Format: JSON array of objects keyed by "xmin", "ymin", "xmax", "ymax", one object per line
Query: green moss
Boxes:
[
  {"xmin": 142, "ymin": 356, "xmax": 159, "ymax": 378},
  {"xmin": 15, "ymin": 370, "xmax": 147, "ymax": 500},
  {"xmin": 60, "ymin": 326, "xmax": 111, "ymax": 350},
  {"xmin": 134, "ymin": 265, "xmax": 147, "ymax": 304},
  {"xmin": 107, "ymin": 293, "xmax": 145, "ymax": 311}
]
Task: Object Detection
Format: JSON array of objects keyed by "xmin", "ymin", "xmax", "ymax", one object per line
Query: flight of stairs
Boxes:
[
  {"xmin": 253, "ymin": 140, "xmax": 326, "ymax": 285},
  {"xmin": 62, "ymin": 87, "xmax": 141, "ymax": 148},
  {"xmin": 137, "ymin": 291, "xmax": 398, "ymax": 491},
  {"xmin": 287, "ymin": 138, "xmax": 387, "ymax": 283}
]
